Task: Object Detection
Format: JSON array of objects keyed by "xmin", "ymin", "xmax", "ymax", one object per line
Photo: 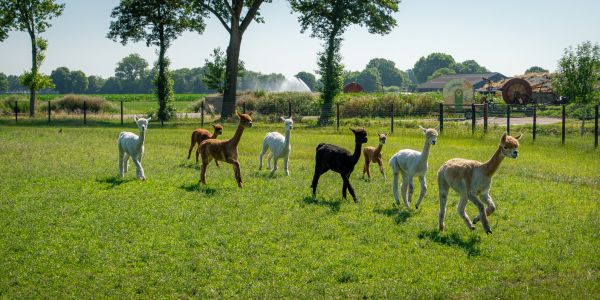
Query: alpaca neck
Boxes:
[
  {"xmin": 352, "ymin": 140, "xmax": 363, "ymax": 164},
  {"xmin": 283, "ymin": 128, "xmax": 291, "ymax": 147},
  {"xmin": 482, "ymin": 146, "xmax": 504, "ymax": 176},
  {"xmin": 138, "ymin": 129, "xmax": 146, "ymax": 147},
  {"xmin": 229, "ymin": 124, "xmax": 245, "ymax": 147},
  {"xmin": 417, "ymin": 141, "xmax": 431, "ymax": 167},
  {"xmin": 374, "ymin": 143, "xmax": 383, "ymax": 155},
  {"xmin": 210, "ymin": 131, "xmax": 219, "ymax": 139}
]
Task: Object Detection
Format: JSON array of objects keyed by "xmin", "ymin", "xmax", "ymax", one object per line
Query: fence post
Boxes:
[
  {"xmin": 471, "ymin": 103, "xmax": 476, "ymax": 134},
  {"xmin": 48, "ymin": 101, "xmax": 51, "ymax": 124},
  {"xmin": 14, "ymin": 101, "xmax": 17, "ymax": 123},
  {"xmin": 83, "ymin": 101, "xmax": 87, "ymax": 125},
  {"xmin": 506, "ymin": 105, "xmax": 511, "ymax": 135},
  {"xmin": 390, "ymin": 103, "xmax": 394, "ymax": 134},
  {"xmin": 483, "ymin": 102, "xmax": 488, "ymax": 134},
  {"xmin": 243, "ymin": 102, "xmax": 246, "ymax": 114},
  {"xmin": 336, "ymin": 103, "xmax": 340, "ymax": 130},
  {"xmin": 120, "ymin": 101, "xmax": 123, "ymax": 125},
  {"xmin": 595, "ymin": 104, "xmax": 598, "ymax": 149},
  {"xmin": 533, "ymin": 104, "xmax": 537, "ymax": 142},
  {"xmin": 201, "ymin": 100, "xmax": 205, "ymax": 127},
  {"xmin": 288, "ymin": 101, "xmax": 292, "ymax": 118},
  {"xmin": 562, "ymin": 104, "xmax": 566, "ymax": 145},
  {"xmin": 438, "ymin": 103, "xmax": 444, "ymax": 134}
]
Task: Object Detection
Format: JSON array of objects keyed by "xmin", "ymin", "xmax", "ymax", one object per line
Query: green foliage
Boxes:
[
  {"xmin": 452, "ymin": 59, "xmax": 489, "ymax": 74},
  {"xmin": 203, "ymin": 47, "xmax": 245, "ymax": 94},
  {"xmin": 366, "ymin": 58, "xmax": 406, "ymax": 87},
  {"xmin": 154, "ymin": 57, "xmax": 175, "ymax": 121},
  {"xmin": 357, "ymin": 67, "xmax": 382, "ymax": 92},
  {"xmin": 295, "ymin": 71, "xmax": 317, "ymax": 91},
  {"xmin": 18, "ymin": 71, "xmax": 54, "ymax": 91},
  {"xmin": 427, "ymin": 67, "xmax": 456, "ymax": 81},
  {"xmin": 525, "ymin": 66, "xmax": 548, "ymax": 74},
  {"xmin": 336, "ymin": 92, "xmax": 442, "ymax": 117},
  {"xmin": 413, "ymin": 53, "xmax": 455, "ymax": 83},
  {"xmin": 291, "ymin": 0, "xmax": 400, "ymax": 123},
  {"xmin": 51, "ymin": 94, "xmax": 115, "ymax": 113},
  {"xmin": 0, "ymin": 94, "xmax": 28, "ymax": 114},
  {"xmin": 114, "ymin": 54, "xmax": 150, "ymax": 93},
  {"xmin": 553, "ymin": 41, "xmax": 600, "ymax": 104},
  {"xmin": 0, "ymin": 72, "xmax": 8, "ymax": 92},
  {"xmin": 86, "ymin": 75, "xmax": 105, "ymax": 94},
  {"xmin": 50, "ymin": 67, "xmax": 71, "ymax": 93}
]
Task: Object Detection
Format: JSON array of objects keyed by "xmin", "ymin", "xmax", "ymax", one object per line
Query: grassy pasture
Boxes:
[{"xmin": 0, "ymin": 122, "xmax": 598, "ymax": 298}]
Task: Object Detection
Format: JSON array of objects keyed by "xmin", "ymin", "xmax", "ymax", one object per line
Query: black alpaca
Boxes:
[{"xmin": 311, "ymin": 128, "xmax": 368, "ymax": 202}]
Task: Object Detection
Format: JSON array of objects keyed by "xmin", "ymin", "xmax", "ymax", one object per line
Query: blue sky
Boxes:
[{"xmin": 0, "ymin": 0, "xmax": 599, "ymax": 78}]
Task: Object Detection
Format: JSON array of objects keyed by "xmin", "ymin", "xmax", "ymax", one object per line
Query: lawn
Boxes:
[{"xmin": 0, "ymin": 121, "xmax": 598, "ymax": 298}]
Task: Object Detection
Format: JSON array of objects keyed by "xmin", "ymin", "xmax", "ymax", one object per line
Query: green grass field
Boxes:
[{"xmin": 0, "ymin": 122, "xmax": 598, "ymax": 298}]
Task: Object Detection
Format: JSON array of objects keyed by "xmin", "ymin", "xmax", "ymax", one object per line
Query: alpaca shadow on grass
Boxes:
[
  {"xmin": 373, "ymin": 207, "xmax": 414, "ymax": 225},
  {"xmin": 418, "ymin": 229, "xmax": 481, "ymax": 257},
  {"xmin": 178, "ymin": 162, "xmax": 201, "ymax": 170},
  {"xmin": 302, "ymin": 196, "xmax": 342, "ymax": 213},
  {"xmin": 96, "ymin": 176, "xmax": 132, "ymax": 189},
  {"xmin": 179, "ymin": 183, "xmax": 217, "ymax": 196}
]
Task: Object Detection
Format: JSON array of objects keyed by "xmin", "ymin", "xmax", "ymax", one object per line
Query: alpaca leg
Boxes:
[
  {"xmin": 188, "ymin": 134, "xmax": 196, "ymax": 159},
  {"xmin": 377, "ymin": 160, "xmax": 385, "ymax": 180},
  {"xmin": 362, "ymin": 159, "xmax": 368, "ymax": 179},
  {"xmin": 232, "ymin": 160, "xmax": 243, "ymax": 189},
  {"xmin": 400, "ymin": 176, "xmax": 410, "ymax": 208},
  {"xmin": 392, "ymin": 172, "xmax": 401, "ymax": 205},
  {"xmin": 341, "ymin": 174, "xmax": 348, "ymax": 199},
  {"xmin": 457, "ymin": 193, "xmax": 475, "ymax": 230},
  {"xmin": 407, "ymin": 177, "xmax": 415, "ymax": 205},
  {"xmin": 259, "ymin": 142, "xmax": 268, "ymax": 170},
  {"xmin": 468, "ymin": 193, "xmax": 491, "ymax": 233},
  {"xmin": 267, "ymin": 153, "xmax": 273, "ymax": 170},
  {"xmin": 195, "ymin": 147, "xmax": 200, "ymax": 163},
  {"xmin": 283, "ymin": 154, "xmax": 290, "ymax": 176},
  {"xmin": 343, "ymin": 175, "xmax": 358, "ymax": 203},
  {"xmin": 415, "ymin": 176, "xmax": 427, "ymax": 209},
  {"xmin": 118, "ymin": 147, "xmax": 125, "ymax": 178},
  {"xmin": 474, "ymin": 193, "xmax": 496, "ymax": 224},
  {"xmin": 366, "ymin": 161, "xmax": 372, "ymax": 179},
  {"xmin": 200, "ymin": 157, "xmax": 211, "ymax": 184},
  {"xmin": 311, "ymin": 167, "xmax": 326, "ymax": 199},
  {"xmin": 270, "ymin": 157, "xmax": 279, "ymax": 176},
  {"xmin": 123, "ymin": 153, "xmax": 130, "ymax": 174},
  {"xmin": 133, "ymin": 159, "xmax": 145, "ymax": 180},
  {"xmin": 438, "ymin": 182, "xmax": 449, "ymax": 231}
]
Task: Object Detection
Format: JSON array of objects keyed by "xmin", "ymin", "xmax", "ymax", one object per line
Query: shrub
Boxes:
[
  {"xmin": 0, "ymin": 95, "xmax": 29, "ymax": 115},
  {"xmin": 337, "ymin": 92, "xmax": 442, "ymax": 118},
  {"xmin": 51, "ymin": 94, "xmax": 115, "ymax": 113}
]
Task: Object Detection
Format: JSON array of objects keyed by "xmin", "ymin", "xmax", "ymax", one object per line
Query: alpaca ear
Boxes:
[
  {"xmin": 418, "ymin": 125, "xmax": 426, "ymax": 133},
  {"xmin": 247, "ymin": 111, "xmax": 253, "ymax": 116},
  {"xmin": 501, "ymin": 132, "xmax": 507, "ymax": 142},
  {"xmin": 236, "ymin": 111, "xmax": 241, "ymax": 117},
  {"xmin": 349, "ymin": 128, "xmax": 356, "ymax": 133},
  {"xmin": 211, "ymin": 124, "xmax": 216, "ymax": 128},
  {"xmin": 515, "ymin": 133, "xmax": 523, "ymax": 140},
  {"xmin": 434, "ymin": 124, "xmax": 440, "ymax": 131},
  {"xmin": 147, "ymin": 117, "xmax": 151, "ymax": 122},
  {"xmin": 134, "ymin": 116, "xmax": 138, "ymax": 122},
  {"xmin": 281, "ymin": 116, "xmax": 286, "ymax": 122}
]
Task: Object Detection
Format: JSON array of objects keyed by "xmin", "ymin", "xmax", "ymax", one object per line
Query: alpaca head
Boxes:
[
  {"xmin": 350, "ymin": 128, "xmax": 368, "ymax": 144},
  {"xmin": 236, "ymin": 111, "xmax": 253, "ymax": 128},
  {"xmin": 211, "ymin": 124, "xmax": 224, "ymax": 136},
  {"xmin": 280, "ymin": 116, "xmax": 294, "ymax": 131},
  {"xmin": 500, "ymin": 132, "xmax": 522, "ymax": 158},
  {"xmin": 134, "ymin": 116, "xmax": 151, "ymax": 132},
  {"xmin": 376, "ymin": 132, "xmax": 387, "ymax": 145},
  {"xmin": 419, "ymin": 125, "xmax": 439, "ymax": 145}
]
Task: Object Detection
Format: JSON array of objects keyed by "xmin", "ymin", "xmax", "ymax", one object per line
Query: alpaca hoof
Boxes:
[
  {"xmin": 415, "ymin": 205, "xmax": 419, "ymax": 209},
  {"xmin": 469, "ymin": 226, "xmax": 476, "ymax": 231},
  {"xmin": 486, "ymin": 229, "xmax": 492, "ymax": 235},
  {"xmin": 473, "ymin": 218, "xmax": 479, "ymax": 224},
  {"xmin": 439, "ymin": 225, "xmax": 445, "ymax": 231}
]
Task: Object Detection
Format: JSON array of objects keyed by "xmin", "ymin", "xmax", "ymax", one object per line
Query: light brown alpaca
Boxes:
[
  {"xmin": 362, "ymin": 132, "xmax": 387, "ymax": 179},
  {"xmin": 199, "ymin": 111, "xmax": 253, "ymax": 188},
  {"xmin": 187, "ymin": 124, "xmax": 224, "ymax": 163},
  {"xmin": 437, "ymin": 133, "xmax": 522, "ymax": 234}
]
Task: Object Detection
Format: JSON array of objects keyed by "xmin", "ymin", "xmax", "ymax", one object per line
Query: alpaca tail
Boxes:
[{"xmin": 388, "ymin": 154, "xmax": 400, "ymax": 175}]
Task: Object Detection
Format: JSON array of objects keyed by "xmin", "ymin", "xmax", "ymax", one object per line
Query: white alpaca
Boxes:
[
  {"xmin": 389, "ymin": 126, "xmax": 439, "ymax": 209},
  {"xmin": 118, "ymin": 117, "xmax": 151, "ymax": 180},
  {"xmin": 259, "ymin": 117, "xmax": 293, "ymax": 176}
]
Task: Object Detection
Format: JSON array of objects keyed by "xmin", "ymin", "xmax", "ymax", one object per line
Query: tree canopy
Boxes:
[
  {"xmin": 295, "ymin": 71, "xmax": 317, "ymax": 91},
  {"xmin": 553, "ymin": 41, "xmax": 600, "ymax": 104},
  {"xmin": 366, "ymin": 58, "xmax": 405, "ymax": 87},
  {"xmin": 413, "ymin": 53, "xmax": 455, "ymax": 83},
  {"xmin": 525, "ymin": 66, "xmax": 549, "ymax": 74}
]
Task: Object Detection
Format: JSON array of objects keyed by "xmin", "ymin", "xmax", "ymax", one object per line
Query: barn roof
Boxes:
[{"xmin": 417, "ymin": 73, "xmax": 503, "ymax": 90}]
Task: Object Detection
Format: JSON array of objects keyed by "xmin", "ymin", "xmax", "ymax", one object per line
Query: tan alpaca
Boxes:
[
  {"xmin": 187, "ymin": 124, "xmax": 224, "ymax": 163},
  {"xmin": 437, "ymin": 133, "xmax": 522, "ymax": 234},
  {"xmin": 199, "ymin": 111, "xmax": 253, "ymax": 188},
  {"xmin": 362, "ymin": 133, "xmax": 387, "ymax": 179}
]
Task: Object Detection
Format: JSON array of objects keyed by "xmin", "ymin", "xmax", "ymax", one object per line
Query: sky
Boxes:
[{"xmin": 0, "ymin": 0, "xmax": 599, "ymax": 79}]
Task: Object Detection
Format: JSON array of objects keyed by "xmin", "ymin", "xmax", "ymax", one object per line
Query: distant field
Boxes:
[{"xmin": 0, "ymin": 123, "xmax": 598, "ymax": 298}]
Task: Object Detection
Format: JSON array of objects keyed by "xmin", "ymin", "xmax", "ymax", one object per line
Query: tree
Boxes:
[
  {"xmin": 291, "ymin": 0, "xmax": 400, "ymax": 123},
  {"xmin": 357, "ymin": 67, "xmax": 382, "ymax": 92},
  {"xmin": 366, "ymin": 58, "xmax": 403, "ymax": 87},
  {"xmin": 193, "ymin": 0, "xmax": 272, "ymax": 119},
  {"xmin": 203, "ymin": 47, "xmax": 245, "ymax": 94},
  {"xmin": 0, "ymin": 72, "xmax": 9, "ymax": 93},
  {"xmin": 553, "ymin": 41, "xmax": 600, "ymax": 104},
  {"xmin": 525, "ymin": 66, "xmax": 548, "ymax": 74},
  {"xmin": 100, "ymin": 77, "xmax": 122, "ymax": 94},
  {"xmin": 70, "ymin": 70, "xmax": 88, "ymax": 93},
  {"xmin": 114, "ymin": 54, "xmax": 149, "ymax": 93},
  {"xmin": 342, "ymin": 70, "xmax": 360, "ymax": 86},
  {"xmin": 413, "ymin": 53, "xmax": 455, "ymax": 83},
  {"xmin": 295, "ymin": 71, "xmax": 317, "ymax": 91},
  {"xmin": 108, "ymin": 0, "xmax": 206, "ymax": 122},
  {"xmin": 0, "ymin": 0, "xmax": 64, "ymax": 116},
  {"xmin": 453, "ymin": 60, "xmax": 489, "ymax": 74},
  {"xmin": 427, "ymin": 67, "xmax": 456, "ymax": 81},
  {"xmin": 87, "ymin": 75, "xmax": 105, "ymax": 94},
  {"xmin": 50, "ymin": 66, "xmax": 71, "ymax": 93}
]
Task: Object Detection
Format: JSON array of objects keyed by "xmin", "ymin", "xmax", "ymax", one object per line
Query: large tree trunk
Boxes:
[
  {"xmin": 318, "ymin": 31, "xmax": 340, "ymax": 124},
  {"xmin": 221, "ymin": 27, "xmax": 242, "ymax": 120},
  {"xmin": 29, "ymin": 34, "xmax": 37, "ymax": 117}
]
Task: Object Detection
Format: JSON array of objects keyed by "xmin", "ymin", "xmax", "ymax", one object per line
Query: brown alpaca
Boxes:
[
  {"xmin": 362, "ymin": 132, "xmax": 387, "ymax": 179},
  {"xmin": 187, "ymin": 124, "xmax": 223, "ymax": 163},
  {"xmin": 199, "ymin": 111, "xmax": 253, "ymax": 188}
]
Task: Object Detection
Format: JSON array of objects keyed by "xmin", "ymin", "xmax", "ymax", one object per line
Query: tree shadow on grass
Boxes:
[
  {"xmin": 302, "ymin": 196, "xmax": 341, "ymax": 213},
  {"xmin": 96, "ymin": 176, "xmax": 132, "ymax": 189},
  {"xmin": 418, "ymin": 229, "xmax": 481, "ymax": 257},
  {"xmin": 373, "ymin": 206, "xmax": 414, "ymax": 225},
  {"xmin": 179, "ymin": 182, "xmax": 216, "ymax": 196}
]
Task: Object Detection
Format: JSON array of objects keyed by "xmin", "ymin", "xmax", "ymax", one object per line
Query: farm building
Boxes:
[
  {"xmin": 416, "ymin": 73, "xmax": 507, "ymax": 92},
  {"xmin": 478, "ymin": 72, "xmax": 559, "ymax": 104}
]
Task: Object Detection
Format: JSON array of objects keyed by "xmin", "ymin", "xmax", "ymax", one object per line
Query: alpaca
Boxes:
[
  {"xmin": 437, "ymin": 133, "xmax": 522, "ymax": 234},
  {"xmin": 118, "ymin": 117, "xmax": 151, "ymax": 180},
  {"xmin": 362, "ymin": 132, "xmax": 387, "ymax": 179},
  {"xmin": 259, "ymin": 117, "xmax": 294, "ymax": 176},
  {"xmin": 389, "ymin": 126, "xmax": 439, "ymax": 209},
  {"xmin": 199, "ymin": 111, "xmax": 253, "ymax": 188},
  {"xmin": 311, "ymin": 128, "xmax": 368, "ymax": 203},
  {"xmin": 187, "ymin": 124, "xmax": 223, "ymax": 163}
]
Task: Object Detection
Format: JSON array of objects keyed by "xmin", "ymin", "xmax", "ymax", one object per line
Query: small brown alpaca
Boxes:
[
  {"xmin": 187, "ymin": 124, "xmax": 223, "ymax": 163},
  {"xmin": 437, "ymin": 132, "xmax": 522, "ymax": 234},
  {"xmin": 362, "ymin": 132, "xmax": 387, "ymax": 179},
  {"xmin": 199, "ymin": 111, "xmax": 253, "ymax": 188}
]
